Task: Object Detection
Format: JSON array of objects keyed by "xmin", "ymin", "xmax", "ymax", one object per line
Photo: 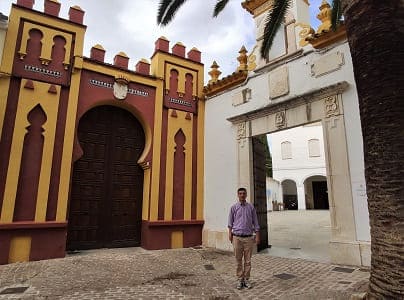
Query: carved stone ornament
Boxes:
[
  {"xmin": 311, "ymin": 51, "xmax": 345, "ymax": 78},
  {"xmin": 237, "ymin": 123, "xmax": 246, "ymax": 140},
  {"xmin": 324, "ymin": 95, "xmax": 339, "ymax": 117},
  {"xmin": 275, "ymin": 111, "xmax": 286, "ymax": 128},
  {"xmin": 269, "ymin": 66, "xmax": 289, "ymax": 99},
  {"xmin": 113, "ymin": 76, "xmax": 129, "ymax": 100}
]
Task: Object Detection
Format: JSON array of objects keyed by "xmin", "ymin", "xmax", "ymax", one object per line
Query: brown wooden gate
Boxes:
[
  {"xmin": 67, "ymin": 106, "xmax": 145, "ymax": 250},
  {"xmin": 252, "ymin": 136, "xmax": 269, "ymax": 251}
]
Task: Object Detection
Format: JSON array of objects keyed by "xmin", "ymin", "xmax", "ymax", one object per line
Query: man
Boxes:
[{"xmin": 228, "ymin": 187, "xmax": 260, "ymax": 290}]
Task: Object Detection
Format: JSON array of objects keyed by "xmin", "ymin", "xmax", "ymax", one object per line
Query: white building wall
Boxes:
[
  {"xmin": 204, "ymin": 1, "xmax": 370, "ymax": 258},
  {"xmin": 271, "ymin": 123, "xmax": 326, "ymax": 185},
  {"xmin": 203, "ymin": 97, "xmax": 238, "ymax": 251},
  {"xmin": 270, "ymin": 123, "xmax": 327, "ymax": 209}
]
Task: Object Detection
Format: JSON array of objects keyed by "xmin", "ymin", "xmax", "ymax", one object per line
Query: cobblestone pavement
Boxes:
[{"xmin": 0, "ymin": 247, "xmax": 369, "ymax": 299}]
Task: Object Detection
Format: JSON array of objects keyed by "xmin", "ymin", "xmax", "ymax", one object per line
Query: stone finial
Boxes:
[
  {"xmin": 90, "ymin": 44, "xmax": 106, "ymax": 62},
  {"xmin": 237, "ymin": 46, "xmax": 248, "ymax": 72},
  {"xmin": 44, "ymin": 0, "xmax": 61, "ymax": 17},
  {"xmin": 208, "ymin": 61, "xmax": 221, "ymax": 84},
  {"xmin": 69, "ymin": 5, "xmax": 85, "ymax": 24},
  {"xmin": 316, "ymin": 0, "xmax": 332, "ymax": 33}
]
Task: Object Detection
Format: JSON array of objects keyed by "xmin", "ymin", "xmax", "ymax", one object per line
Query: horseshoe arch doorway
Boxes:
[{"xmin": 67, "ymin": 105, "xmax": 145, "ymax": 250}]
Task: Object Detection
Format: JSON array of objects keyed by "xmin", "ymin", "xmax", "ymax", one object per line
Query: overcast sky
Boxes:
[{"xmin": 0, "ymin": 0, "xmax": 322, "ymax": 81}]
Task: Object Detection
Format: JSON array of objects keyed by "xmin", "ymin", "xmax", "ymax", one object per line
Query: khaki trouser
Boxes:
[{"xmin": 233, "ymin": 236, "xmax": 254, "ymax": 280}]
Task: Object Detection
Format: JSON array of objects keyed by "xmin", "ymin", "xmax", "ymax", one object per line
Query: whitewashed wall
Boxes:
[
  {"xmin": 203, "ymin": 1, "xmax": 370, "ymax": 262},
  {"xmin": 270, "ymin": 123, "xmax": 327, "ymax": 209}
]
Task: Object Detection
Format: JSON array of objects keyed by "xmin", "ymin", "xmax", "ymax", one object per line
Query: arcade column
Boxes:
[{"xmin": 297, "ymin": 184, "xmax": 306, "ymax": 210}]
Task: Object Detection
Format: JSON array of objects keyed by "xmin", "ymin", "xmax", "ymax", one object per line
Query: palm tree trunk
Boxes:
[{"xmin": 341, "ymin": 0, "xmax": 404, "ymax": 298}]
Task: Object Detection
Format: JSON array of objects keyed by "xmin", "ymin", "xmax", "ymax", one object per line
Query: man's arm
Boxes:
[
  {"xmin": 228, "ymin": 206, "xmax": 234, "ymax": 243},
  {"xmin": 252, "ymin": 206, "xmax": 260, "ymax": 244}
]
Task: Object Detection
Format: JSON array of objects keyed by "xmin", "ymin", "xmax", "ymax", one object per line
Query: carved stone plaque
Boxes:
[
  {"xmin": 269, "ymin": 66, "xmax": 289, "ymax": 99},
  {"xmin": 232, "ymin": 88, "xmax": 251, "ymax": 107},
  {"xmin": 311, "ymin": 51, "xmax": 345, "ymax": 78}
]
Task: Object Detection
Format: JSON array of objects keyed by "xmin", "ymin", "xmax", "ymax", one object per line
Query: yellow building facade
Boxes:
[{"xmin": 0, "ymin": 0, "xmax": 204, "ymax": 264}]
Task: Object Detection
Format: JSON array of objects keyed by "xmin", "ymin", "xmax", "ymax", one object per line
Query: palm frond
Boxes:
[
  {"xmin": 331, "ymin": 0, "xmax": 342, "ymax": 31},
  {"xmin": 260, "ymin": 0, "xmax": 291, "ymax": 60},
  {"xmin": 213, "ymin": 0, "xmax": 230, "ymax": 17},
  {"xmin": 157, "ymin": 0, "xmax": 172, "ymax": 25},
  {"xmin": 158, "ymin": 0, "xmax": 188, "ymax": 26}
]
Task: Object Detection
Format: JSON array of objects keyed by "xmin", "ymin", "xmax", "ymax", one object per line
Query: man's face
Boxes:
[{"xmin": 238, "ymin": 190, "xmax": 247, "ymax": 201}]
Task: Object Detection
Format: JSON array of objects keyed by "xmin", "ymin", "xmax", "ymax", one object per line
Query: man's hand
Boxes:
[
  {"xmin": 229, "ymin": 232, "xmax": 233, "ymax": 243},
  {"xmin": 255, "ymin": 233, "xmax": 260, "ymax": 245},
  {"xmin": 228, "ymin": 228, "xmax": 233, "ymax": 243}
]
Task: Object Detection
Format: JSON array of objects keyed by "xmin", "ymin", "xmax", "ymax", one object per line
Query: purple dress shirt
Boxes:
[{"xmin": 228, "ymin": 201, "xmax": 260, "ymax": 236}]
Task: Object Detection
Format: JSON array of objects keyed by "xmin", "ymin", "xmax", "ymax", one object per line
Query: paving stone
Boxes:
[{"xmin": 0, "ymin": 247, "xmax": 369, "ymax": 299}]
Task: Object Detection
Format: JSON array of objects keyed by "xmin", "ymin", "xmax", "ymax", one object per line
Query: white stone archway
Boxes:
[{"xmin": 230, "ymin": 82, "xmax": 365, "ymax": 266}]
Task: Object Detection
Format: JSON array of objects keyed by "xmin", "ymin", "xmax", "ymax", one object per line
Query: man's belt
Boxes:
[{"xmin": 233, "ymin": 234, "xmax": 253, "ymax": 237}]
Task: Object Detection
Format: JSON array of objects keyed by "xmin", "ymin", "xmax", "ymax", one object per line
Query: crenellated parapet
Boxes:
[{"xmin": 15, "ymin": 0, "xmax": 85, "ymax": 24}]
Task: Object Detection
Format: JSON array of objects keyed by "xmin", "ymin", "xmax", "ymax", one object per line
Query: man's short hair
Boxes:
[{"xmin": 237, "ymin": 187, "xmax": 247, "ymax": 193}]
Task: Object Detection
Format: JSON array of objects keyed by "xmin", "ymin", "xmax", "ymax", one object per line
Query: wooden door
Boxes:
[
  {"xmin": 67, "ymin": 106, "xmax": 145, "ymax": 250},
  {"xmin": 252, "ymin": 136, "xmax": 269, "ymax": 252}
]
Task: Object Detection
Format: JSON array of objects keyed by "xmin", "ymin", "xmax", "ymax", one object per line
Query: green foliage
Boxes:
[
  {"xmin": 331, "ymin": 0, "xmax": 343, "ymax": 31},
  {"xmin": 259, "ymin": 135, "xmax": 273, "ymax": 178},
  {"xmin": 157, "ymin": 0, "xmax": 187, "ymax": 26},
  {"xmin": 260, "ymin": 0, "xmax": 291, "ymax": 59},
  {"xmin": 157, "ymin": 0, "xmax": 344, "ymax": 59},
  {"xmin": 213, "ymin": 0, "xmax": 230, "ymax": 17}
]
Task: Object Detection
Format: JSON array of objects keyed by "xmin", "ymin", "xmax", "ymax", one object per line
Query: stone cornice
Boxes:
[
  {"xmin": 307, "ymin": 24, "xmax": 347, "ymax": 49},
  {"xmin": 204, "ymin": 70, "xmax": 248, "ymax": 97},
  {"xmin": 227, "ymin": 81, "xmax": 349, "ymax": 124}
]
